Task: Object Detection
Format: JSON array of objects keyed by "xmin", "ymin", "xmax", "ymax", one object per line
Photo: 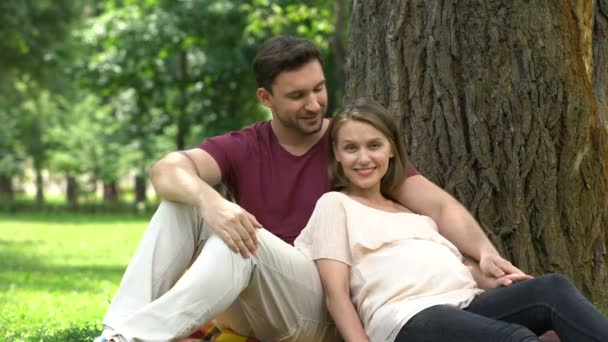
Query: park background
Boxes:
[{"xmin": 1, "ymin": 0, "xmax": 607, "ymax": 341}]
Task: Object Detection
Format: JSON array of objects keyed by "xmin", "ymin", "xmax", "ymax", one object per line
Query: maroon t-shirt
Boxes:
[{"xmin": 200, "ymin": 121, "xmax": 419, "ymax": 245}]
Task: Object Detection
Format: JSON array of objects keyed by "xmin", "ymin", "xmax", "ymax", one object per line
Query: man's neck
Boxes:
[{"xmin": 271, "ymin": 119, "xmax": 328, "ymax": 156}]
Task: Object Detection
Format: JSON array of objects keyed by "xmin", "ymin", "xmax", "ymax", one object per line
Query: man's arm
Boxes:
[
  {"xmin": 148, "ymin": 148, "xmax": 261, "ymax": 257},
  {"xmin": 391, "ymin": 174, "xmax": 526, "ymax": 278},
  {"xmin": 316, "ymin": 259, "xmax": 369, "ymax": 342},
  {"xmin": 463, "ymin": 257, "xmax": 533, "ymax": 289}
]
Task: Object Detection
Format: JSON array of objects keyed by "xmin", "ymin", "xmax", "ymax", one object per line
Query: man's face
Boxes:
[{"xmin": 258, "ymin": 60, "xmax": 327, "ymax": 136}]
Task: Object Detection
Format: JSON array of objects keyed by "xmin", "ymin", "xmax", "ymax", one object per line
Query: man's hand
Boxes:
[
  {"xmin": 464, "ymin": 255, "xmax": 533, "ymax": 290},
  {"xmin": 478, "ymin": 251, "xmax": 528, "ymax": 278},
  {"xmin": 202, "ymin": 198, "xmax": 262, "ymax": 258},
  {"xmin": 494, "ymin": 273, "xmax": 533, "ymax": 287}
]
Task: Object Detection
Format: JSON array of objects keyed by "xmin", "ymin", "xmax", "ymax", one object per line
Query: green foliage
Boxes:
[
  {"xmin": 0, "ymin": 0, "xmax": 340, "ymax": 206},
  {"xmin": 242, "ymin": 0, "xmax": 334, "ymax": 49},
  {"xmin": 0, "ymin": 0, "xmax": 81, "ymax": 78}
]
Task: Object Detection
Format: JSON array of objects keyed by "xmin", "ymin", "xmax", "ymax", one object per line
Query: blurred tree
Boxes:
[
  {"xmin": 0, "ymin": 0, "xmax": 342, "ymax": 208},
  {"xmin": 0, "ymin": 0, "xmax": 86, "ymax": 205}
]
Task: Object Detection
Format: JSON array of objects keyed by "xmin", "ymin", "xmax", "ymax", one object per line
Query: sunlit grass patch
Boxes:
[{"xmin": 0, "ymin": 213, "xmax": 147, "ymax": 341}]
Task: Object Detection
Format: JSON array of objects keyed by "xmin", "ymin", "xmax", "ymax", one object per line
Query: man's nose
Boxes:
[{"xmin": 304, "ymin": 94, "xmax": 321, "ymax": 112}]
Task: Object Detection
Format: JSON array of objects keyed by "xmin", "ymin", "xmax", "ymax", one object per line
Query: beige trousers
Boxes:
[{"xmin": 103, "ymin": 201, "xmax": 339, "ymax": 342}]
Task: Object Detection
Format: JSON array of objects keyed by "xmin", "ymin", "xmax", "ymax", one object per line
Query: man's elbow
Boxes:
[{"xmin": 148, "ymin": 152, "xmax": 179, "ymax": 186}]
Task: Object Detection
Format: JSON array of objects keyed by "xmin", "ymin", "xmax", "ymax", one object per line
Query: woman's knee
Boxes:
[{"xmin": 534, "ymin": 273, "xmax": 576, "ymax": 294}]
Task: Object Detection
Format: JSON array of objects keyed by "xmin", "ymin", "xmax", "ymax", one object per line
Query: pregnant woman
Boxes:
[{"xmin": 294, "ymin": 98, "xmax": 608, "ymax": 342}]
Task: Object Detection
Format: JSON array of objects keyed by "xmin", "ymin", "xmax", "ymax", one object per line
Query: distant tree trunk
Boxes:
[
  {"xmin": 134, "ymin": 174, "xmax": 146, "ymax": 204},
  {"xmin": 0, "ymin": 174, "xmax": 13, "ymax": 202},
  {"xmin": 177, "ymin": 49, "xmax": 189, "ymax": 150},
  {"xmin": 347, "ymin": 0, "xmax": 608, "ymax": 307},
  {"xmin": 34, "ymin": 164, "xmax": 44, "ymax": 205},
  {"xmin": 66, "ymin": 174, "xmax": 78, "ymax": 208},
  {"xmin": 103, "ymin": 180, "xmax": 119, "ymax": 203}
]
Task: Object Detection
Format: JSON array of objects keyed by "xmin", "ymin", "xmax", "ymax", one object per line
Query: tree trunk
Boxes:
[
  {"xmin": 593, "ymin": 0, "xmax": 608, "ymax": 125},
  {"xmin": 134, "ymin": 174, "xmax": 146, "ymax": 204},
  {"xmin": 330, "ymin": 0, "xmax": 348, "ymax": 94},
  {"xmin": 177, "ymin": 49, "xmax": 188, "ymax": 150},
  {"xmin": 34, "ymin": 164, "xmax": 44, "ymax": 206},
  {"xmin": 103, "ymin": 180, "xmax": 119, "ymax": 203},
  {"xmin": 0, "ymin": 174, "xmax": 13, "ymax": 202},
  {"xmin": 66, "ymin": 174, "xmax": 78, "ymax": 208},
  {"xmin": 347, "ymin": 0, "xmax": 608, "ymax": 307}
]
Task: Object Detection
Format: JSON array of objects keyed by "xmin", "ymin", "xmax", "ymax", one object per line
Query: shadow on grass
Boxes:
[
  {"xmin": 5, "ymin": 322, "xmax": 101, "ymax": 342},
  {"xmin": 0, "ymin": 239, "xmax": 127, "ymax": 294},
  {"xmin": 0, "ymin": 211, "xmax": 152, "ymax": 224}
]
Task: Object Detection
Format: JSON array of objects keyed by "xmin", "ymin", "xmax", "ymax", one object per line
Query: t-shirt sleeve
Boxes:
[
  {"xmin": 306, "ymin": 193, "xmax": 352, "ymax": 266},
  {"xmin": 407, "ymin": 162, "xmax": 420, "ymax": 177},
  {"xmin": 199, "ymin": 133, "xmax": 243, "ymax": 191}
]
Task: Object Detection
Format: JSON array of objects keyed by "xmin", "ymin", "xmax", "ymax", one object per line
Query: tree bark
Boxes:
[
  {"xmin": 593, "ymin": 0, "xmax": 608, "ymax": 125},
  {"xmin": 347, "ymin": 0, "xmax": 608, "ymax": 307}
]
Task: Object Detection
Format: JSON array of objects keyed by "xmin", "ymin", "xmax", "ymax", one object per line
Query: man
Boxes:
[{"xmin": 97, "ymin": 36, "xmax": 526, "ymax": 342}]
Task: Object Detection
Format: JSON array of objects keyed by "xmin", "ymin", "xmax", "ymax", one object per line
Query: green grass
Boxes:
[
  {"xmin": 2, "ymin": 212, "xmax": 607, "ymax": 341},
  {"xmin": 0, "ymin": 212, "xmax": 148, "ymax": 341}
]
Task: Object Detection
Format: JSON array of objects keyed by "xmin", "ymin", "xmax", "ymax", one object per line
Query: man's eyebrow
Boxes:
[{"xmin": 284, "ymin": 80, "xmax": 326, "ymax": 97}]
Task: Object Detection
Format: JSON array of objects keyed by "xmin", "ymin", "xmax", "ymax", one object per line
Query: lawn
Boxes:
[{"xmin": 0, "ymin": 213, "xmax": 148, "ymax": 341}]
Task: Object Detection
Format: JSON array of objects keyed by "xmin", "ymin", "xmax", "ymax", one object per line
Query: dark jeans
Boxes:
[{"xmin": 395, "ymin": 274, "xmax": 608, "ymax": 342}]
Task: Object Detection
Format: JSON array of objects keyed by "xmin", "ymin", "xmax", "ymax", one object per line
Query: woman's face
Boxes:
[{"xmin": 333, "ymin": 119, "xmax": 394, "ymax": 195}]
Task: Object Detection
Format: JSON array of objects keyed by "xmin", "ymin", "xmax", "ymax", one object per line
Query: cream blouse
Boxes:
[{"xmin": 294, "ymin": 192, "xmax": 484, "ymax": 342}]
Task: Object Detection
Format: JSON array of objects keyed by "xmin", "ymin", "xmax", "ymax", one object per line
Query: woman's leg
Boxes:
[
  {"xmin": 466, "ymin": 273, "xmax": 608, "ymax": 342},
  {"xmin": 395, "ymin": 305, "xmax": 539, "ymax": 342}
]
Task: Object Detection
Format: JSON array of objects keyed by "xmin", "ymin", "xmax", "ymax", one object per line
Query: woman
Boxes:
[{"xmin": 294, "ymin": 98, "xmax": 608, "ymax": 342}]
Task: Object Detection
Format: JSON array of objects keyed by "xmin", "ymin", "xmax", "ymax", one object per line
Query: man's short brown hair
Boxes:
[{"xmin": 252, "ymin": 36, "xmax": 323, "ymax": 93}]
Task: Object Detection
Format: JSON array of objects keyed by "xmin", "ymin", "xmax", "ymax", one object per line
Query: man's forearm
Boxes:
[
  {"xmin": 436, "ymin": 202, "xmax": 498, "ymax": 261},
  {"xmin": 149, "ymin": 152, "xmax": 223, "ymax": 209}
]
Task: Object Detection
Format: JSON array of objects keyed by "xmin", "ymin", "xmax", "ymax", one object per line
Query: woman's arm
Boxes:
[{"xmin": 316, "ymin": 259, "xmax": 369, "ymax": 342}]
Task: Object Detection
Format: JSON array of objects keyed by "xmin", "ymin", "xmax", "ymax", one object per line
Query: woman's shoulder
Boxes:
[
  {"xmin": 318, "ymin": 191, "xmax": 348, "ymax": 203},
  {"xmin": 313, "ymin": 191, "xmax": 350, "ymax": 213}
]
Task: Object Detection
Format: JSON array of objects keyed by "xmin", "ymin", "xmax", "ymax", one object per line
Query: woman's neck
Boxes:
[{"xmin": 342, "ymin": 186, "xmax": 387, "ymax": 205}]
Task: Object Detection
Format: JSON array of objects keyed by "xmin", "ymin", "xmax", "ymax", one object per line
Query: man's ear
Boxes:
[{"xmin": 257, "ymin": 87, "xmax": 273, "ymax": 107}]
